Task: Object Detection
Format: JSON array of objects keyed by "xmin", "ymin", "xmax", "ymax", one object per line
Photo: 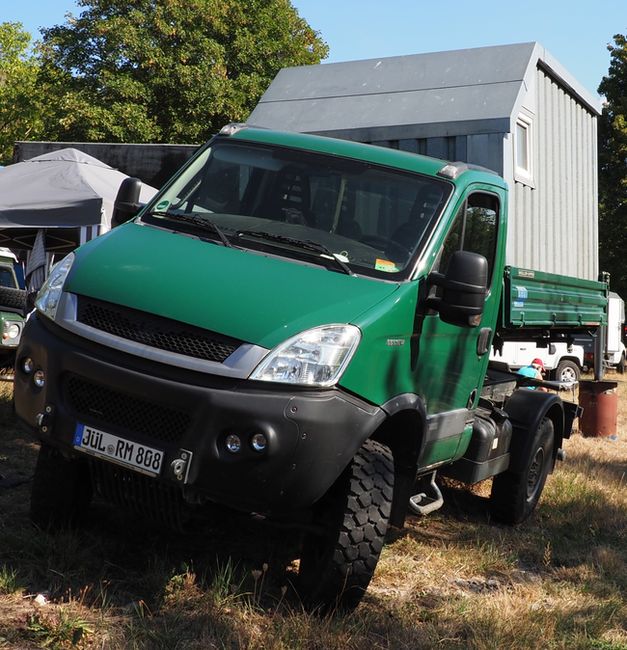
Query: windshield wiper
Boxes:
[
  {"xmin": 236, "ymin": 230, "xmax": 353, "ymax": 275},
  {"xmin": 144, "ymin": 210, "xmax": 233, "ymax": 248}
]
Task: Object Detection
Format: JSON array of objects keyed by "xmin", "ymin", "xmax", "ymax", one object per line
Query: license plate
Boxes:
[{"xmin": 73, "ymin": 423, "xmax": 164, "ymax": 477}]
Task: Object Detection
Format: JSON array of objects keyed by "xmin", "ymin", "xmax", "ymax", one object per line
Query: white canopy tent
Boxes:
[{"xmin": 0, "ymin": 148, "xmax": 158, "ymax": 289}]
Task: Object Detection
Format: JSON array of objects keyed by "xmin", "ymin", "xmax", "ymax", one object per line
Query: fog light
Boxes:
[
  {"xmin": 6, "ymin": 324, "xmax": 20, "ymax": 339},
  {"xmin": 225, "ymin": 434, "xmax": 242, "ymax": 453},
  {"xmin": 250, "ymin": 433, "xmax": 267, "ymax": 452},
  {"xmin": 22, "ymin": 357, "xmax": 34, "ymax": 374},
  {"xmin": 33, "ymin": 370, "xmax": 45, "ymax": 388}
]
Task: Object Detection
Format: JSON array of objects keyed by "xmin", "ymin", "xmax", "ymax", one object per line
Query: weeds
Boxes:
[
  {"xmin": 0, "ymin": 565, "xmax": 19, "ymax": 594},
  {"xmin": 26, "ymin": 607, "xmax": 94, "ymax": 649},
  {"xmin": 0, "ymin": 378, "xmax": 625, "ymax": 649}
]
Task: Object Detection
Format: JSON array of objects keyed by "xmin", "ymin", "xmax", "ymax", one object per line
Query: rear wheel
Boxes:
[
  {"xmin": 297, "ymin": 439, "xmax": 394, "ymax": 613},
  {"xmin": 489, "ymin": 417, "xmax": 554, "ymax": 525},
  {"xmin": 554, "ymin": 360, "xmax": 580, "ymax": 384},
  {"xmin": 30, "ymin": 443, "xmax": 92, "ymax": 530}
]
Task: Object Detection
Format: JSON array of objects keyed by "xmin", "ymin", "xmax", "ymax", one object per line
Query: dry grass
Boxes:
[{"xmin": 0, "ymin": 376, "xmax": 625, "ymax": 649}]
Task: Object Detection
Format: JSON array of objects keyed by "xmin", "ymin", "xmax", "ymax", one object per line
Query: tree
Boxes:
[
  {"xmin": 0, "ymin": 22, "xmax": 44, "ymax": 164},
  {"xmin": 38, "ymin": 0, "xmax": 328, "ymax": 144},
  {"xmin": 598, "ymin": 33, "xmax": 627, "ymax": 297}
]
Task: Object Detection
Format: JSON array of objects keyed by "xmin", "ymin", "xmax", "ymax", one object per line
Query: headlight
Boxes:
[
  {"xmin": 250, "ymin": 324, "xmax": 361, "ymax": 387},
  {"xmin": 35, "ymin": 253, "xmax": 75, "ymax": 321},
  {"xmin": 4, "ymin": 323, "xmax": 21, "ymax": 339}
]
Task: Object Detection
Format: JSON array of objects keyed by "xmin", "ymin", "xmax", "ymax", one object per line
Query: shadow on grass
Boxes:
[
  {"xmin": 396, "ymin": 466, "xmax": 627, "ymax": 600},
  {"xmin": 1, "ymin": 382, "xmax": 625, "ymax": 648}
]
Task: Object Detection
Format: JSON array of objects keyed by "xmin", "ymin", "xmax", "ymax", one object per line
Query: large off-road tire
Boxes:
[
  {"xmin": 489, "ymin": 417, "xmax": 554, "ymax": 525},
  {"xmin": 554, "ymin": 360, "xmax": 580, "ymax": 384},
  {"xmin": 30, "ymin": 443, "xmax": 93, "ymax": 531},
  {"xmin": 297, "ymin": 439, "xmax": 394, "ymax": 614},
  {"xmin": 0, "ymin": 286, "xmax": 27, "ymax": 312}
]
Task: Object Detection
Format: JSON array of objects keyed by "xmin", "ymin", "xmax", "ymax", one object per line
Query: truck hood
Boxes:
[{"xmin": 66, "ymin": 222, "xmax": 400, "ymax": 349}]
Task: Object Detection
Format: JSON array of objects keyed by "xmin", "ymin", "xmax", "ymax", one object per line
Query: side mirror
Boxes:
[
  {"xmin": 429, "ymin": 250, "xmax": 488, "ymax": 327},
  {"xmin": 112, "ymin": 177, "xmax": 143, "ymax": 228}
]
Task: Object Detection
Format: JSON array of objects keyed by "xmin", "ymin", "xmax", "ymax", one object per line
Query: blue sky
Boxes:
[{"xmin": 4, "ymin": 0, "xmax": 626, "ymax": 97}]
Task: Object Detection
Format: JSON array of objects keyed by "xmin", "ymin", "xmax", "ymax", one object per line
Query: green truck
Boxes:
[
  {"xmin": 13, "ymin": 126, "xmax": 607, "ymax": 612},
  {"xmin": 0, "ymin": 249, "xmax": 26, "ymax": 361}
]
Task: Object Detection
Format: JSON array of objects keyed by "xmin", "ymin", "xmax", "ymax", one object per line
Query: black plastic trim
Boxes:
[
  {"xmin": 15, "ymin": 313, "xmax": 386, "ymax": 515},
  {"xmin": 502, "ymin": 389, "xmax": 564, "ymax": 473}
]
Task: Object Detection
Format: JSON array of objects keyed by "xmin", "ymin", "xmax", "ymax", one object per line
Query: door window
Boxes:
[{"xmin": 437, "ymin": 192, "xmax": 499, "ymax": 284}]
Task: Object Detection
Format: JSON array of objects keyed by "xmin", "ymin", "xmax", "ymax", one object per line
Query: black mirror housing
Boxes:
[
  {"xmin": 431, "ymin": 250, "xmax": 488, "ymax": 327},
  {"xmin": 112, "ymin": 177, "xmax": 143, "ymax": 228}
]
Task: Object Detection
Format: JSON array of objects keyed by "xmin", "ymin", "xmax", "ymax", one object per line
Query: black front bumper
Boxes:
[{"xmin": 15, "ymin": 314, "xmax": 385, "ymax": 514}]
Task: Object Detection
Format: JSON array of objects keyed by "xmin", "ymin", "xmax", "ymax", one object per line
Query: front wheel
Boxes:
[
  {"xmin": 489, "ymin": 417, "xmax": 554, "ymax": 525},
  {"xmin": 554, "ymin": 360, "xmax": 580, "ymax": 384},
  {"xmin": 297, "ymin": 439, "xmax": 394, "ymax": 613}
]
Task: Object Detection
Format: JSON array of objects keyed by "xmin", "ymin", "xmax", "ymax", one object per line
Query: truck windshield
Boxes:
[{"xmin": 143, "ymin": 140, "xmax": 452, "ymax": 279}]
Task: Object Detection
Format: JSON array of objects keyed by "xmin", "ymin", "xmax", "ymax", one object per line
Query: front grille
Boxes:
[
  {"xmin": 77, "ymin": 296, "xmax": 241, "ymax": 363},
  {"xmin": 65, "ymin": 374, "xmax": 190, "ymax": 444},
  {"xmin": 90, "ymin": 460, "xmax": 190, "ymax": 531}
]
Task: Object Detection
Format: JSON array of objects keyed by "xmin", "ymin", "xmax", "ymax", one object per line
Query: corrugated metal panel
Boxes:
[
  {"xmin": 507, "ymin": 68, "xmax": 598, "ymax": 280},
  {"xmin": 390, "ymin": 135, "xmax": 503, "ymax": 172}
]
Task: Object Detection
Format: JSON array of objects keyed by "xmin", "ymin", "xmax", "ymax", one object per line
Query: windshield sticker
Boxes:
[
  {"xmin": 375, "ymin": 259, "xmax": 399, "ymax": 273},
  {"xmin": 156, "ymin": 200, "xmax": 170, "ymax": 211}
]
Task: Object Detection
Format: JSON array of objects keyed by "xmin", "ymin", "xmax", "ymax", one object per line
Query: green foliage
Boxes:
[
  {"xmin": 38, "ymin": 0, "xmax": 328, "ymax": 144},
  {"xmin": 0, "ymin": 564, "xmax": 19, "ymax": 594},
  {"xmin": 0, "ymin": 22, "xmax": 44, "ymax": 164},
  {"xmin": 598, "ymin": 33, "xmax": 627, "ymax": 296}
]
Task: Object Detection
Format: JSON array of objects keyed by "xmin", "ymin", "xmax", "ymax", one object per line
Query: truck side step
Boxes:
[{"xmin": 408, "ymin": 472, "xmax": 444, "ymax": 515}]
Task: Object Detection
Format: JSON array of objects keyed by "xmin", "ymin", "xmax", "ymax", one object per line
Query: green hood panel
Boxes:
[{"xmin": 67, "ymin": 223, "xmax": 400, "ymax": 349}]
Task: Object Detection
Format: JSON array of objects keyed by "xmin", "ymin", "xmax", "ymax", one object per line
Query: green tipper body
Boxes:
[{"xmin": 502, "ymin": 265, "xmax": 607, "ymax": 329}]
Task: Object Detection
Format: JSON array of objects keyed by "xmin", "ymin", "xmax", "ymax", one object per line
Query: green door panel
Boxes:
[{"xmin": 410, "ymin": 183, "xmax": 508, "ymax": 465}]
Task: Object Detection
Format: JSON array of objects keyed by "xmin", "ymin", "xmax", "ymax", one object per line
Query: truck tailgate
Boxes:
[{"xmin": 502, "ymin": 266, "xmax": 607, "ymax": 330}]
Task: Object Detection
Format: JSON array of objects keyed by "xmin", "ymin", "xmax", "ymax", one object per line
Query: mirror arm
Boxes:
[{"xmin": 427, "ymin": 271, "xmax": 445, "ymax": 287}]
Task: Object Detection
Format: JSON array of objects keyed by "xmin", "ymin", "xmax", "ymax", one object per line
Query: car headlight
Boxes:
[
  {"xmin": 4, "ymin": 323, "xmax": 21, "ymax": 339},
  {"xmin": 250, "ymin": 324, "xmax": 361, "ymax": 387},
  {"xmin": 35, "ymin": 253, "xmax": 75, "ymax": 321}
]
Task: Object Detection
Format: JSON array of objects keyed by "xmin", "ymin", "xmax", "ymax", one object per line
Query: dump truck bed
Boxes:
[{"xmin": 500, "ymin": 266, "xmax": 607, "ymax": 335}]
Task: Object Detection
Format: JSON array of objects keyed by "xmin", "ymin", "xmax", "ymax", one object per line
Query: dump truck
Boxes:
[{"xmin": 13, "ymin": 126, "xmax": 607, "ymax": 612}]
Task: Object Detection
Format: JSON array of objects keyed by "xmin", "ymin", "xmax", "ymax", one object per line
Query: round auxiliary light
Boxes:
[
  {"xmin": 250, "ymin": 433, "xmax": 268, "ymax": 453},
  {"xmin": 225, "ymin": 434, "xmax": 242, "ymax": 454},
  {"xmin": 22, "ymin": 357, "xmax": 34, "ymax": 374},
  {"xmin": 33, "ymin": 369, "xmax": 46, "ymax": 388},
  {"xmin": 6, "ymin": 324, "xmax": 20, "ymax": 339}
]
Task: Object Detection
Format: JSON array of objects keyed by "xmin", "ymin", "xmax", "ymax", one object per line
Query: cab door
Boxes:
[{"xmin": 412, "ymin": 185, "xmax": 506, "ymax": 464}]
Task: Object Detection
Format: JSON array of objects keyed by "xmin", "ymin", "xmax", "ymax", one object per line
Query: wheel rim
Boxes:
[
  {"xmin": 526, "ymin": 447, "xmax": 545, "ymax": 499},
  {"xmin": 560, "ymin": 366, "xmax": 577, "ymax": 382}
]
